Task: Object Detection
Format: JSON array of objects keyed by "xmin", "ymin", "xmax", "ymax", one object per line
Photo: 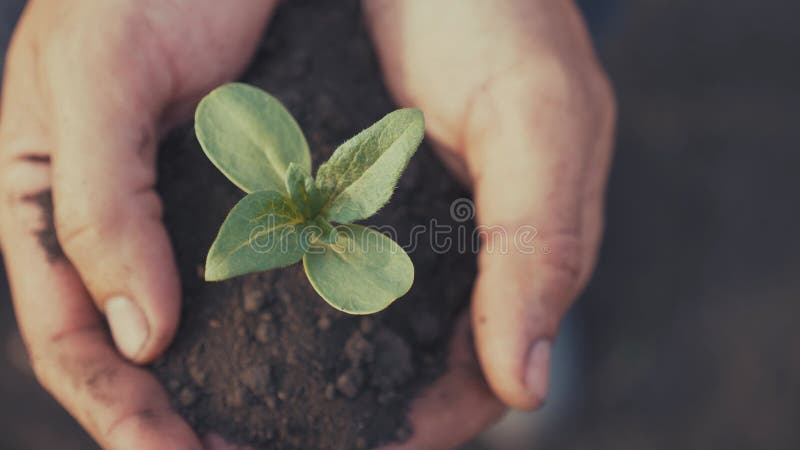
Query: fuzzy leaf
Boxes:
[
  {"xmin": 316, "ymin": 109, "xmax": 424, "ymax": 223},
  {"xmin": 303, "ymin": 224, "xmax": 414, "ymax": 314},
  {"xmin": 196, "ymin": 83, "xmax": 311, "ymax": 194},
  {"xmin": 285, "ymin": 162, "xmax": 323, "ymax": 219},
  {"xmin": 206, "ymin": 191, "xmax": 307, "ymax": 281}
]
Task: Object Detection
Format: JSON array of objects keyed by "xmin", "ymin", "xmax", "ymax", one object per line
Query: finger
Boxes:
[
  {"xmin": 377, "ymin": 314, "xmax": 506, "ymax": 450},
  {"xmin": 467, "ymin": 66, "xmax": 615, "ymax": 409},
  {"xmin": 42, "ymin": 24, "xmax": 180, "ymax": 363},
  {"xmin": 0, "ymin": 163, "xmax": 202, "ymax": 450}
]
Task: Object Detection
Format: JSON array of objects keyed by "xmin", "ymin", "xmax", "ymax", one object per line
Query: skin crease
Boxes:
[{"xmin": 0, "ymin": 1, "xmax": 614, "ymax": 450}]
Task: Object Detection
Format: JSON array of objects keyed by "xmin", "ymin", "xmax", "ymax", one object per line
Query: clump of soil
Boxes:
[{"xmin": 152, "ymin": 1, "xmax": 476, "ymax": 449}]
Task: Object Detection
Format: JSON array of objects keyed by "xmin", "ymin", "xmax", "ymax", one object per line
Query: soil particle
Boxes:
[
  {"xmin": 274, "ymin": 285, "xmax": 292, "ymax": 304},
  {"xmin": 344, "ymin": 331, "xmax": 375, "ymax": 366},
  {"xmin": 324, "ymin": 384, "xmax": 336, "ymax": 400},
  {"xmin": 167, "ymin": 379, "xmax": 181, "ymax": 391},
  {"xmin": 239, "ymin": 365, "xmax": 271, "ymax": 393},
  {"xmin": 254, "ymin": 322, "xmax": 273, "ymax": 344},
  {"xmin": 188, "ymin": 363, "xmax": 208, "ymax": 387},
  {"xmin": 377, "ymin": 390, "xmax": 399, "ymax": 406},
  {"xmin": 316, "ymin": 315, "xmax": 332, "ymax": 331},
  {"xmin": 242, "ymin": 274, "xmax": 271, "ymax": 312},
  {"xmin": 225, "ymin": 384, "xmax": 246, "ymax": 409},
  {"xmin": 179, "ymin": 387, "xmax": 197, "ymax": 407},
  {"xmin": 336, "ymin": 367, "xmax": 365, "ymax": 399},
  {"xmin": 242, "ymin": 290, "xmax": 265, "ymax": 312},
  {"xmin": 360, "ymin": 317, "xmax": 377, "ymax": 335}
]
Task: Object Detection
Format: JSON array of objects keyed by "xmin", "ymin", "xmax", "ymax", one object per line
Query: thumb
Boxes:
[
  {"xmin": 471, "ymin": 164, "xmax": 594, "ymax": 410},
  {"xmin": 48, "ymin": 37, "xmax": 179, "ymax": 364},
  {"xmin": 467, "ymin": 72, "xmax": 614, "ymax": 409}
]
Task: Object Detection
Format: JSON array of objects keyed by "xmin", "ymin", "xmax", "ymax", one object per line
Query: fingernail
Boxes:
[
  {"xmin": 106, "ymin": 296, "xmax": 149, "ymax": 360},
  {"xmin": 525, "ymin": 339, "xmax": 551, "ymax": 402}
]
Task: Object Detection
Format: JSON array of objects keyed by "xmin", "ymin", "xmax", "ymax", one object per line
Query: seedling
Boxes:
[{"xmin": 195, "ymin": 83, "xmax": 424, "ymax": 314}]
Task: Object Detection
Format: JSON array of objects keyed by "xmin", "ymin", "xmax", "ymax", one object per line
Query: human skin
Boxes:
[{"xmin": 0, "ymin": 1, "xmax": 614, "ymax": 449}]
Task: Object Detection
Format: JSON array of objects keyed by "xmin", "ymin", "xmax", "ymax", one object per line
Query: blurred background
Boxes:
[{"xmin": 1, "ymin": 0, "xmax": 798, "ymax": 449}]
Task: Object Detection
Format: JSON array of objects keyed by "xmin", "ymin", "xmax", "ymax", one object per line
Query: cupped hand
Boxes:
[
  {"xmin": 0, "ymin": 0, "xmax": 615, "ymax": 449},
  {"xmin": 367, "ymin": 0, "xmax": 616, "ymax": 446},
  {"xmin": 0, "ymin": 1, "xmax": 277, "ymax": 449}
]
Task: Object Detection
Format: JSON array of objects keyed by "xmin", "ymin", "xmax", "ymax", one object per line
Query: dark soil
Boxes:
[{"xmin": 152, "ymin": 1, "xmax": 475, "ymax": 449}]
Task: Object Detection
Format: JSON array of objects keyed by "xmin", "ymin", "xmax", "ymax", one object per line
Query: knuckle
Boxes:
[
  {"xmin": 29, "ymin": 326, "xmax": 118, "ymax": 404},
  {"xmin": 55, "ymin": 188, "xmax": 163, "ymax": 255},
  {"xmin": 0, "ymin": 164, "xmax": 29, "ymax": 205},
  {"xmin": 477, "ymin": 56, "xmax": 617, "ymax": 144},
  {"xmin": 547, "ymin": 60, "xmax": 615, "ymax": 121},
  {"xmin": 55, "ymin": 198, "xmax": 123, "ymax": 254},
  {"xmin": 0, "ymin": 159, "xmax": 51, "ymax": 238},
  {"xmin": 0, "ymin": 151, "xmax": 19, "ymax": 192},
  {"xmin": 0, "ymin": 164, "xmax": 17, "ymax": 208},
  {"xmin": 479, "ymin": 225, "xmax": 587, "ymax": 312},
  {"xmin": 518, "ymin": 55, "xmax": 615, "ymax": 115}
]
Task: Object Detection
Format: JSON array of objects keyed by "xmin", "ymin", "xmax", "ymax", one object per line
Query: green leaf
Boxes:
[
  {"xmin": 206, "ymin": 191, "xmax": 307, "ymax": 281},
  {"xmin": 196, "ymin": 83, "xmax": 311, "ymax": 194},
  {"xmin": 285, "ymin": 162, "xmax": 323, "ymax": 219},
  {"xmin": 303, "ymin": 224, "xmax": 414, "ymax": 314},
  {"xmin": 316, "ymin": 108, "xmax": 424, "ymax": 223}
]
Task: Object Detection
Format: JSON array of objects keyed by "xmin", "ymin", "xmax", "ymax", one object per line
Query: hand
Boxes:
[
  {"xmin": 0, "ymin": 1, "xmax": 277, "ymax": 449},
  {"xmin": 366, "ymin": 0, "xmax": 616, "ymax": 446}
]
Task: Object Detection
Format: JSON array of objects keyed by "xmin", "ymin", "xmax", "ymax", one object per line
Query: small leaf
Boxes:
[
  {"xmin": 285, "ymin": 162, "xmax": 323, "ymax": 218},
  {"xmin": 206, "ymin": 191, "xmax": 307, "ymax": 281},
  {"xmin": 196, "ymin": 83, "xmax": 311, "ymax": 194},
  {"xmin": 316, "ymin": 109, "xmax": 424, "ymax": 223},
  {"xmin": 303, "ymin": 224, "xmax": 414, "ymax": 314}
]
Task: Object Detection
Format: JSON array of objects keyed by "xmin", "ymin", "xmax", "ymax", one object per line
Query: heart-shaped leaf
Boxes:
[
  {"xmin": 316, "ymin": 108, "xmax": 424, "ymax": 223},
  {"xmin": 302, "ymin": 224, "xmax": 414, "ymax": 314},
  {"xmin": 196, "ymin": 83, "xmax": 311, "ymax": 194},
  {"xmin": 206, "ymin": 191, "xmax": 307, "ymax": 281}
]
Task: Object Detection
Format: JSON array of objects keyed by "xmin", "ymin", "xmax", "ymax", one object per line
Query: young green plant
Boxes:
[{"xmin": 195, "ymin": 83, "xmax": 424, "ymax": 314}]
